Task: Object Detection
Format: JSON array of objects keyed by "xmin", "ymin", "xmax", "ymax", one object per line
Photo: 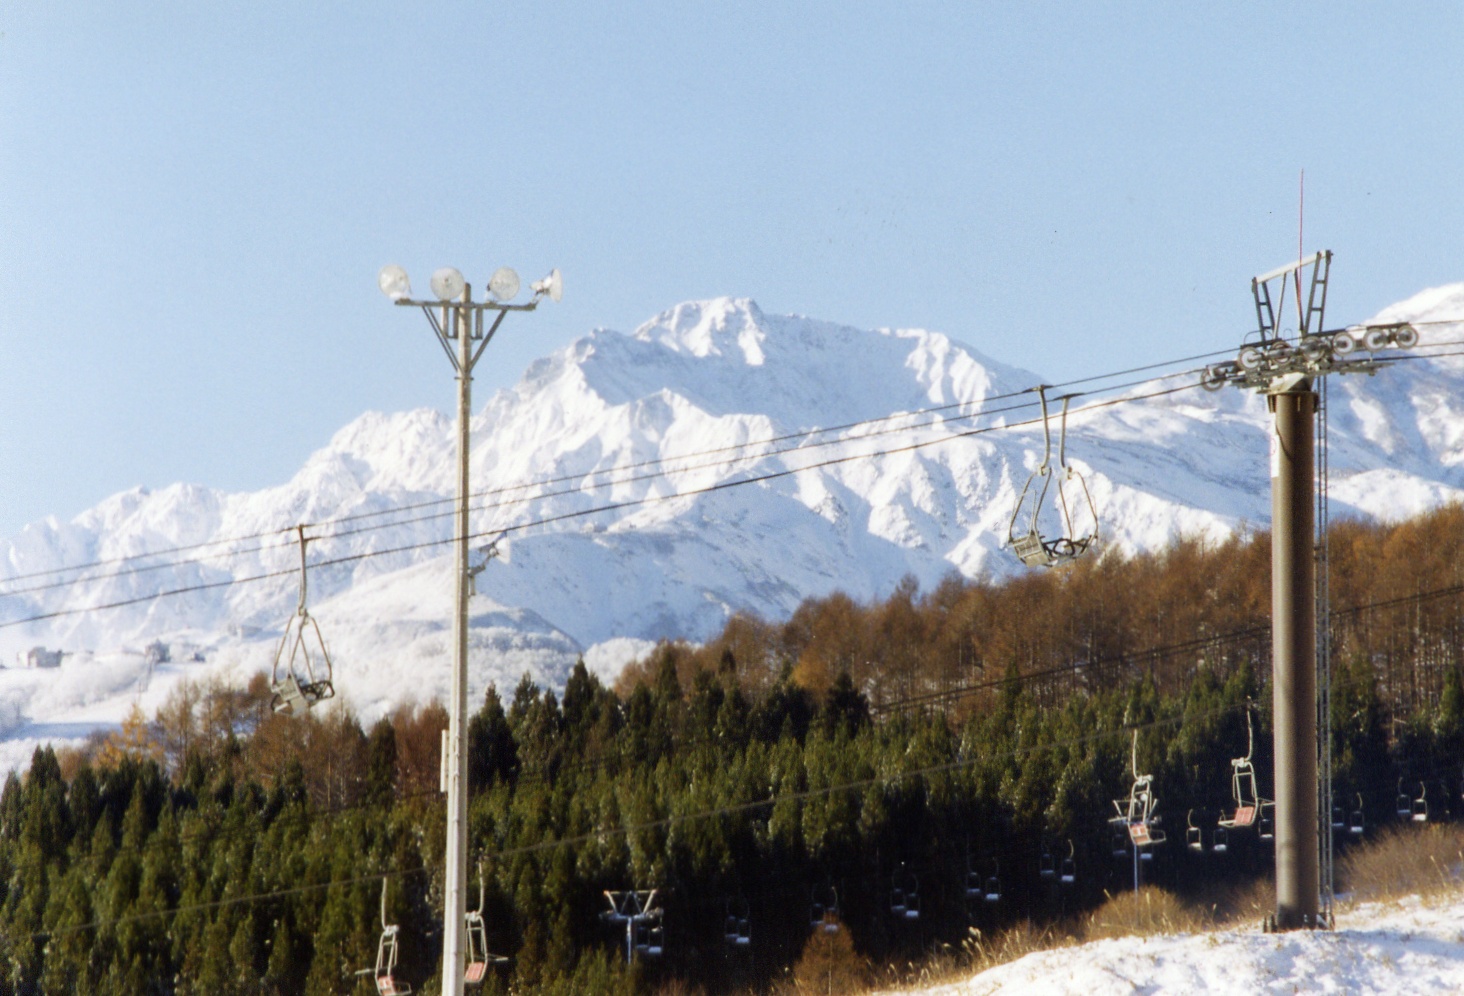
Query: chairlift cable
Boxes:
[
  {"xmin": 27, "ymin": 699, "xmax": 1248, "ymax": 943},
  {"xmin": 0, "ymin": 381, "xmax": 1200, "ymax": 628},
  {"xmin": 0, "ymin": 369, "xmax": 1185, "ymax": 596},
  {"xmin": 6, "ymin": 318, "xmax": 1457, "ymax": 590},
  {"xmin": 0, "ymin": 357, "xmax": 1193, "ymax": 588},
  {"xmin": 34, "ymin": 319, "xmax": 1462, "ymax": 601}
]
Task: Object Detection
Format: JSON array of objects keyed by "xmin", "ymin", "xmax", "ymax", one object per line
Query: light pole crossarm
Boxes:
[{"xmin": 398, "ymin": 300, "xmax": 539, "ymax": 374}]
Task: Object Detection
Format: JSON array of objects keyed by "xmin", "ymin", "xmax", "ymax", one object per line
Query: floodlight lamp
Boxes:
[
  {"xmin": 430, "ymin": 267, "xmax": 467, "ymax": 301},
  {"xmin": 378, "ymin": 265, "xmax": 412, "ymax": 301},
  {"xmin": 531, "ymin": 267, "xmax": 564, "ymax": 303},
  {"xmin": 488, "ymin": 267, "xmax": 520, "ymax": 302}
]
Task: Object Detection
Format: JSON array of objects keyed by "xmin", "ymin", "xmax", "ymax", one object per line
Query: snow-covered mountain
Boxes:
[{"xmin": 1, "ymin": 288, "xmax": 1462, "ymax": 768}]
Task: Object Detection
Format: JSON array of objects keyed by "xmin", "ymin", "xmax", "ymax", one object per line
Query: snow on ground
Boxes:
[{"xmin": 879, "ymin": 893, "xmax": 1464, "ymax": 995}]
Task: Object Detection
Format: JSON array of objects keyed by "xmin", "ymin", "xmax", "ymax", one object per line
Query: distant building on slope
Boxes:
[{"xmin": 18, "ymin": 646, "xmax": 64, "ymax": 669}]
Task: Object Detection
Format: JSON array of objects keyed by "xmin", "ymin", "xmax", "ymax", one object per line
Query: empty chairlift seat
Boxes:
[
  {"xmin": 269, "ymin": 526, "xmax": 337, "ymax": 715},
  {"xmin": 1007, "ymin": 387, "xmax": 1099, "ymax": 569},
  {"xmin": 372, "ymin": 879, "xmax": 411, "ymax": 996}
]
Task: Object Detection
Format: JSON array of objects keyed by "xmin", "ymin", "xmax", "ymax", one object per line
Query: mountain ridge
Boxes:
[{"xmin": 1, "ymin": 287, "xmax": 1461, "ymax": 767}]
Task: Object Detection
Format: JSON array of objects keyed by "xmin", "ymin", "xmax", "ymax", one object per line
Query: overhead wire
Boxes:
[
  {"xmin": 16, "ymin": 312, "xmax": 1464, "ymax": 946},
  {"xmin": 0, "ymin": 355, "xmax": 1212, "ymax": 594},
  {"xmin": 29, "ymin": 699, "xmax": 1247, "ymax": 941},
  {"xmin": 5, "ymin": 313, "xmax": 1458, "ymax": 593},
  {"xmin": 54, "ymin": 567, "xmax": 1464, "ymax": 876},
  {"xmin": 0, "ymin": 380, "xmax": 1202, "ymax": 629},
  {"xmin": 24, "ymin": 570, "xmax": 1464, "ymax": 938}
]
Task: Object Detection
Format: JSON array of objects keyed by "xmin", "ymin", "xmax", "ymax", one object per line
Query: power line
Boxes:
[
  {"xmin": 29, "ymin": 700, "xmax": 1244, "ymax": 941},
  {"xmin": 7, "ymin": 314, "xmax": 1458, "ymax": 593},
  {"xmin": 0, "ymin": 381, "xmax": 1199, "ymax": 629},
  {"xmin": 0, "ymin": 356, "xmax": 1205, "ymax": 594},
  {"xmin": 11, "ymin": 322, "xmax": 1458, "ymax": 599},
  {"xmin": 28, "ymin": 554, "xmax": 1464, "ymax": 942}
]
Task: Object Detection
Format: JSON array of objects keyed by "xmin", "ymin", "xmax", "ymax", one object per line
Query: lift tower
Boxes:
[{"xmin": 1201, "ymin": 251, "xmax": 1419, "ymax": 930}]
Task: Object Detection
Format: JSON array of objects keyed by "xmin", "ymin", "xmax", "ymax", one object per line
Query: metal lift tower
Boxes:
[{"xmin": 1201, "ymin": 251, "xmax": 1419, "ymax": 930}]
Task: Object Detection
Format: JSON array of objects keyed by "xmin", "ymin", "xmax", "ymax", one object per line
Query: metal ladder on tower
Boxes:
[{"xmin": 1315, "ymin": 369, "xmax": 1335, "ymax": 929}]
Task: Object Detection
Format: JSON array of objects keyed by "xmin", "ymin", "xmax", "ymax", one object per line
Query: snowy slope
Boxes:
[
  {"xmin": 878, "ymin": 892, "xmax": 1464, "ymax": 995},
  {"xmin": 0, "ymin": 288, "xmax": 1461, "ymax": 767}
]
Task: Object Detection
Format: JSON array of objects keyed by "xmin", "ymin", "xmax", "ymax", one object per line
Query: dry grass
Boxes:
[
  {"xmin": 795, "ymin": 830, "xmax": 1464, "ymax": 996},
  {"xmin": 1081, "ymin": 885, "xmax": 1214, "ymax": 939},
  {"xmin": 861, "ymin": 921, "xmax": 1077, "ymax": 995},
  {"xmin": 1209, "ymin": 874, "xmax": 1274, "ymax": 926},
  {"xmin": 1338, "ymin": 821, "xmax": 1464, "ymax": 905}
]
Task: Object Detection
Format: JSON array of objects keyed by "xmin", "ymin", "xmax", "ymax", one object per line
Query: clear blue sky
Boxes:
[{"xmin": 2, "ymin": 2, "xmax": 1461, "ymax": 538}]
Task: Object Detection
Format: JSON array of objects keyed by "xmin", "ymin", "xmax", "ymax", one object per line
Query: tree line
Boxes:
[{"xmin": 1, "ymin": 504, "xmax": 1462, "ymax": 994}]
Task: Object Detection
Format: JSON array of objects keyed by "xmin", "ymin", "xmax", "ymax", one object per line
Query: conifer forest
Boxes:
[{"xmin": 3, "ymin": 506, "xmax": 1464, "ymax": 994}]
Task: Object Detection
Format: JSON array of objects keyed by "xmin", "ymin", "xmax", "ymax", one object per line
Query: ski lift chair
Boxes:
[
  {"xmin": 635, "ymin": 920, "xmax": 665, "ymax": 959},
  {"xmin": 1412, "ymin": 782, "xmax": 1429, "ymax": 823},
  {"xmin": 1332, "ymin": 804, "xmax": 1345, "ymax": 831},
  {"xmin": 1112, "ymin": 739, "xmax": 1163, "ymax": 858},
  {"xmin": 1059, "ymin": 840, "xmax": 1077, "ymax": 886},
  {"xmin": 1114, "ymin": 775, "xmax": 1164, "ymax": 852},
  {"xmin": 1212, "ymin": 826, "xmax": 1229, "ymax": 854},
  {"xmin": 1113, "ymin": 733, "xmax": 1167, "ymax": 860},
  {"xmin": 1396, "ymin": 779, "xmax": 1413, "ymax": 819},
  {"xmin": 1135, "ymin": 821, "xmax": 1160, "ymax": 861},
  {"xmin": 810, "ymin": 885, "xmax": 840, "ymax": 934},
  {"xmin": 1039, "ymin": 846, "xmax": 1057, "ymax": 882},
  {"xmin": 724, "ymin": 903, "xmax": 752, "ymax": 949},
  {"xmin": 1185, "ymin": 810, "xmax": 1203, "ymax": 853},
  {"xmin": 1219, "ymin": 711, "xmax": 1272, "ymax": 834},
  {"xmin": 374, "ymin": 879, "xmax": 412, "ymax": 996},
  {"xmin": 464, "ymin": 867, "xmax": 508, "ymax": 985},
  {"xmin": 964, "ymin": 855, "xmax": 984, "ymax": 901},
  {"xmin": 270, "ymin": 526, "xmax": 337, "ymax": 715},
  {"xmin": 1110, "ymin": 827, "xmax": 1129, "ymax": 858},
  {"xmin": 1349, "ymin": 793, "xmax": 1365, "ymax": 836},
  {"xmin": 1008, "ymin": 388, "xmax": 1099, "ymax": 569},
  {"xmin": 984, "ymin": 860, "xmax": 1002, "ymax": 904},
  {"xmin": 889, "ymin": 866, "xmax": 921, "ymax": 921}
]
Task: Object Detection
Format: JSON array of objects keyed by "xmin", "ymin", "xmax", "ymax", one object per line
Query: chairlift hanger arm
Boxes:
[{"xmin": 294, "ymin": 525, "xmax": 310, "ymax": 616}]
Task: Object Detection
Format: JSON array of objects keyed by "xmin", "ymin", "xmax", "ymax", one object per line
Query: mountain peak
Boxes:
[
  {"xmin": 633, "ymin": 297, "xmax": 769, "ymax": 365},
  {"xmin": 3, "ymin": 290, "xmax": 1463, "ymax": 774}
]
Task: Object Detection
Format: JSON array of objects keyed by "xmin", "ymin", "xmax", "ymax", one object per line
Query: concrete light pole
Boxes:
[{"xmin": 378, "ymin": 263, "xmax": 561, "ymax": 994}]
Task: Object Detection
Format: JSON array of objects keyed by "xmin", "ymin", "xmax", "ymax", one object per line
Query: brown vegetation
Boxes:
[
  {"xmin": 1338, "ymin": 821, "xmax": 1464, "ymax": 904},
  {"xmin": 50, "ymin": 670, "xmax": 450, "ymax": 812},
  {"xmin": 786, "ymin": 916, "xmax": 870, "ymax": 995},
  {"xmin": 623, "ymin": 504, "xmax": 1464, "ymax": 742}
]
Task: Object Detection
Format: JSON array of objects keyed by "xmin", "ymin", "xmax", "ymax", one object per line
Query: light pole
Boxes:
[{"xmin": 378, "ymin": 262, "xmax": 562, "ymax": 993}]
